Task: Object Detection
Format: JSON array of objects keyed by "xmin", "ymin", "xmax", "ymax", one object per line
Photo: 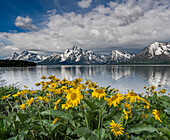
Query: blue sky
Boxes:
[
  {"xmin": 0, "ymin": 0, "xmax": 170, "ymax": 57},
  {"xmin": 0, "ymin": 0, "xmax": 110, "ymax": 32}
]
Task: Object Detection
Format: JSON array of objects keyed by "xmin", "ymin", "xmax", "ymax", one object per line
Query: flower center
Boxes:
[
  {"xmin": 71, "ymin": 93, "xmax": 77, "ymax": 100},
  {"xmin": 96, "ymin": 89, "xmax": 104, "ymax": 94},
  {"xmin": 156, "ymin": 112, "xmax": 160, "ymax": 117},
  {"xmin": 130, "ymin": 92, "xmax": 137, "ymax": 96},
  {"xmin": 111, "ymin": 95, "xmax": 118, "ymax": 101},
  {"xmin": 114, "ymin": 126, "xmax": 120, "ymax": 132}
]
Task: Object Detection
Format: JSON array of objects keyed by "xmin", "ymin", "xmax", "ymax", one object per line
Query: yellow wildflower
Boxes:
[
  {"xmin": 143, "ymin": 86, "xmax": 147, "ymax": 89},
  {"xmin": 85, "ymin": 79, "xmax": 91, "ymax": 85},
  {"xmin": 91, "ymin": 88, "xmax": 106, "ymax": 100},
  {"xmin": 41, "ymin": 76, "xmax": 46, "ymax": 79},
  {"xmin": 44, "ymin": 96, "xmax": 49, "ymax": 102},
  {"xmin": 65, "ymin": 88, "xmax": 83, "ymax": 108},
  {"xmin": 1, "ymin": 94, "xmax": 11, "ymax": 100},
  {"xmin": 46, "ymin": 93, "xmax": 51, "ymax": 98},
  {"xmin": 110, "ymin": 120, "xmax": 124, "ymax": 137},
  {"xmin": 62, "ymin": 103, "xmax": 70, "ymax": 110},
  {"xmin": 152, "ymin": 109, "xmax": 162, "ymax": 122},
  {"xmin": 26, "ymin": 97, "xmax": 34, "ymax": 106},
  {"xmin": 123, "ymin": 103, "xmax": 132, "ymax": 110},
  {"xmin": 37, "ymin": 96, "xmax": 44, "ymax": 101},
  {"xmin": 161, "ymin": 89, "xmax": 166, "ymax": 94},
  {"xmin": 126, "ymin": 90, "xmax": 143, "ymax": 103},
  {"xmin": 54, "ymin": 99, "xmax": 61, "ymax": 110},
  {"xmin": 52, "ymin": 118, "xmax": 59, "ymax": 125},
  {"xmin": 140, "ymin": 113, "xmax": 149, "ymax": 119},
  {"xmin": 35, "ymin": 83, "xmax": 41, "ymax": 86},
  {"xmin": 20, "ymin": 103, "xmax": 25, "ymax": 110},
  {"xmin": 12, "ymin": 91, "xmax": 21, "ymax": 98},
  {"xmin": 123, "ymin": 109, "xmax": 129, "ymax": 120},
  {"xmin": 54, "ymin": 99, "xmax": 61, "ymax": 106},
  {"xmin": 149, "ymin": 86, "xmax": 156, "ymax": 91},
  {"xmin": 152, "ymin": 91, "xmax": 157, "ymax": 94},
  {"xmin": 106, "ymin": 93, "xmax": 124, "ymax": 107}
]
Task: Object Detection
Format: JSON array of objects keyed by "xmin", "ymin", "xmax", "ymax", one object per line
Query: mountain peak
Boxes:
[
  {"xmin": 107, "ymin": 50, "xmax": 134, "ymax": 64},
  {"xmin": 72, "ymin": 45, "xmax": 79, "ymax": 50},
  {"xmin": 148, "ymin": 42, "xmax": 170, "ymax": 58}
]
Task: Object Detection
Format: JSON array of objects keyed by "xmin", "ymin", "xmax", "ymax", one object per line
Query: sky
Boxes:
[{"xmin": 0, "ymin": 0, "xmax": 170, "ymax": 58}]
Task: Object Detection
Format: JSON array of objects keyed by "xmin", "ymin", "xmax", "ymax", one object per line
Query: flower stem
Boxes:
[
  {"xmin": 84, "ymin": 103, "xmax": 89, "ymax": 129},
  {"xmin": 98, "ymin": 102, "xmax": 102, "ymax": 131}
]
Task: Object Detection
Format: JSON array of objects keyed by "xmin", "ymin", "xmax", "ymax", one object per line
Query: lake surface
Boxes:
[{"xmin": 0, "ymin": 65, "xmax": 170, "ymax": 94}]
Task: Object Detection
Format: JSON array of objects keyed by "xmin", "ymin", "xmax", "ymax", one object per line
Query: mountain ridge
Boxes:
[{"xmin": 5, "ymin": 41, "xmax": 170, "ymax": 64}]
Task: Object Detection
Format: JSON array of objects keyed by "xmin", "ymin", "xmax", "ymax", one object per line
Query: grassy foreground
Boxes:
[{"xmin": 0, "ymin": 76, "xmax": 170, "ymax": 140}]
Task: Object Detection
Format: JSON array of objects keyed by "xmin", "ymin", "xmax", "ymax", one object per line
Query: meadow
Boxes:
[{"xmin": 0, "ymin": 76, "xmax": 170, "ymax": 140}]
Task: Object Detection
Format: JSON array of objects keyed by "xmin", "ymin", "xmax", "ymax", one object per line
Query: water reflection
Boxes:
[{"xmin": 0, "ymin": 65, "xmax": 170, "ymax": 93}]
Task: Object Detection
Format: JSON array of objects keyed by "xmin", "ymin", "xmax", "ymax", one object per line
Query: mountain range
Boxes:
[{"xmin": 5, "ymin": 42, "xmax": 170, "ymax": 64}]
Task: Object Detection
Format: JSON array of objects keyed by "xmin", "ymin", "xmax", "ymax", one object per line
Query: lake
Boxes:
[{"xmin": 0, "ymin": 65, "xmax": 170, "ymax": 94}]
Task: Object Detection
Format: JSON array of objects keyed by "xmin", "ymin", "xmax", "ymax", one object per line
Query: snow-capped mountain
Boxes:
[
  {"xmin": 148, "ymin": 42, "xmax": 170, "ymax": 58},
  {"xmin": 131, "ymin": 42, "xmax": 170, "ymax": 63},
  {"xmin": 41, "ymin": 45, "xmax": 107, "ymax": 65},
  {"xmin": 7, "ymin": 42, "xmax": 170, "ymax": 65},
  {"xmin": 106, "ymin": 50, "xmax": 135, "ymax": 64},
  {"xmin": 6, "ymin": 51, "xmax": 48, "ymax": 63}
]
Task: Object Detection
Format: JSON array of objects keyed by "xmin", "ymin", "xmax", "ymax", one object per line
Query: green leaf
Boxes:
[
  {"xmin": 41, "ymin": 109, "xmax": 72, "ymax": 121},
  {"xmin": 50, "ymin": 122, "xmax": 61, "ymax": 132},
  {"xmin": 103, "ymin": 107, "xmax": 117, "ymax": 120},
  {"xmin": 92, "ymin": 129, "xmax": 99, "ymax": 139},
  {"xmin": 66, "ymin": 127, "xmax": 73, "ymax": 135},
  {"xmin": 127, "ymin": 124, "xmax": 158, "ymax": 134},
  {"xmin": 83, "ymin": 99, "xmax": 99, "ymax": 111},
  {"xmin": 7, "ymin": 136, "xmax": 18, "ymax": 140},
  {"xmin": 18, "ymin": 130, "xmax": 29, "ymax": 140},
  {"xmin": 91, "ymin": 129, "xmax": 106, "ymax": 140},
  {"xmin": 164, "ymin": 107, "xmax": 170, "ymax": 115},
  {"xmin": 77, "ymin": 136, "xmax": 86, "ymax": 140},
  {"xmin": 157, "ymin": 127, "xmax": 170, "ymax": 138},
  {"xmin": 16, "ymin": 113, "xmax": 27, "ymax": 124},
  {"xmin": 99, "ymin": 128, "xmax": 106, "ymax": 140},
  {"xmin": 72, "ymin": 127, "xmax": 91, "ymax": 138},
  {"xmin": 39, "ymin": 132, "xmax": 48, "ymax": 136},
  {"xmin": 87, "ymin": 134, "xmax": 98, "ymax": 140},
  {"xmin": 130, "ymin": 135, "xmax": 142, "ymax": 140}
]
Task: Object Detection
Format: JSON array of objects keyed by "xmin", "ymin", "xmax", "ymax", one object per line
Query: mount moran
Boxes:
[{"xmin": 6, "ymin": 42, "xmax": 170, "ymax": 64}]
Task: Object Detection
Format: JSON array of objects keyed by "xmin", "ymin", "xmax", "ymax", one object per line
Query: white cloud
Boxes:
[
  {"xmin": 77, "ymin": 0, "xmax": 92, "ymax": 9},
  {"xmin": 1, "ymin": 0, "xmax": 170, "ymax": 57},
  {"xmin": 14, "ymin": 16, "xmax": 37, "ymax": 30}
]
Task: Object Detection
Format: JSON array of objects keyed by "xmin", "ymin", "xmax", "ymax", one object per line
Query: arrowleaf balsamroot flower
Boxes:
[
  {"xmin": 26, "ymin": 97, "xmax": 34, "ymax": 106},
  {"xmin": 106, "ymin": 92, "xmax": 124, "ymax": 107},
  {"xmin": 110, "ymin": 120, "xmax": 124, "ymax": 137},
  {"xmin": 41, "ymin": 75, "xmax": 46, "ymax": 79},
  {"xmin": 65, "ymin": 87, "xmax": 83, "ymax": 108},
  {"xmin": 20, "ymin": 103, "xmax": 25, "ymax": 110},
  {"xmin": 52, "ymin": 117, "xmax": 59, "ymax": 125},
  {"xmin": 54, "ymin": 99, "xmax": 61, "ymax": 110},
  {"xmin": 91, "ymin": 88, "xmax": 106, "ymax": 100},
  {"xmin": 152, "ymin": 109, "xmax": 162, "ymax": 122},
  {"xmin": 123, "ymin": 109, "xmax": 129, "ymax": 120},
  {"xmin": 1, "ymin": 94, "xmax": 11, "ymax": 100},
  {"xmin": 126, "ymin": 90, "xmax": 143, "ymax": 103}
]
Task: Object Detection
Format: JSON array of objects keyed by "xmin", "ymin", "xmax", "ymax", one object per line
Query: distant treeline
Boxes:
[{"xmin": 0, "ymin": 60, "xmax": 36, "ymax": 67}]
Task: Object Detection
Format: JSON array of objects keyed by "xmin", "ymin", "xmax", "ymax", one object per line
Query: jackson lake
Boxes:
[{"xmin": 0, "ymin": 65, "xmax": 170, "ymax": 94}]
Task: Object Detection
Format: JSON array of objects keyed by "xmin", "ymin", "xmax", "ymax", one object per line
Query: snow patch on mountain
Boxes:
[
  {"xmin": 148, "ymin": 42, "xmax": 170, "ymax": 58},
  {"xmin": 6, "ymin": 51, "xmax": 48, "ymax": 63},
  {"xmin": 106, "ymin": 50, "xmax": 135, "ymax": 64}
]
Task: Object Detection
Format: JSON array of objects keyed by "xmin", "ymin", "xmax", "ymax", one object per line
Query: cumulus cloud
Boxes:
[
  {"xmin": 77, "ymin": 0, "xmax": 92, "ymax": 8},
  {"xmin": 14, "ymin": 16, "xmax": 37, "ymax": 30},
  {"xmin": 1, "ymin": 0, "xmax": 170, "ymax": 57}
]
